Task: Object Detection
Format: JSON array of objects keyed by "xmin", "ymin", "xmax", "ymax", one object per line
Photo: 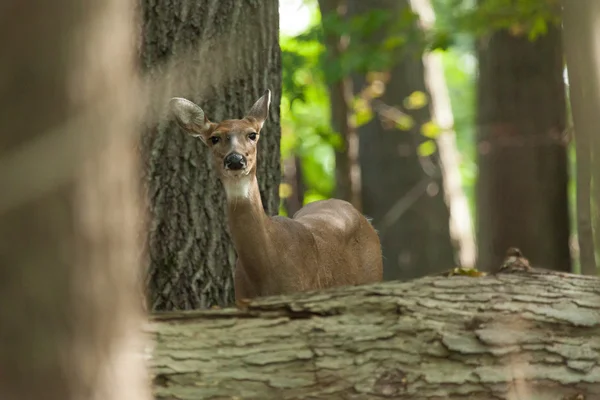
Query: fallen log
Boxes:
[{"xmin": 146, "ymin": 269, "xmax": 600, "ymax": 399}]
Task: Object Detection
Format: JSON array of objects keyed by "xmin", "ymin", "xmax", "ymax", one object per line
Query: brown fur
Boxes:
[{"xmin": 169, "ymin": 91, "xmax": 383, "ymax": 301}]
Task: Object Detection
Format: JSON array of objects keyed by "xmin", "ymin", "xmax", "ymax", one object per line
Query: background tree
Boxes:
[
  {"xmin": 318, "ymin": 0, "xmax": 362, "ymax": 209},
  {"xmin": 280, "ymin": 0, "xmax": 590, "ymax": 275},
  {"xmin": 475, "ymin": 6, "xmax": 571, "ymax": 272},
  {"xmin": 140, "ymin": 0, "xmax": 282, "ymax": 310},
  {"xmin": 0, "ymin": 0, "xmax": 149, "ymax": 398},
  {"xmin": 345, "ymin": 0, "xmax": 456, "ymax": 280},
  {"xmin": 282, "ymin": 156, "xmax": 306, "ymax": 215},
  {"xmin": 413, "ymin": 0, "xmax": 477, "ymax": 270},
  {"xmin": 563, "ymin": 0, "xmax": 600, "ymax": 276}
]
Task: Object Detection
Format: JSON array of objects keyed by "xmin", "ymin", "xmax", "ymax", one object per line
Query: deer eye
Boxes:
[
  {"xmin": 209, "ymin": 136, "xmax": 220, "ymax": 145},
  {"xmin": 248, "ymin": 132, "xmax": 257, "ymax": 141}
]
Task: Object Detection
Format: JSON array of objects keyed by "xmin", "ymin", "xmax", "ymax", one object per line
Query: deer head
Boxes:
[{"xmin": 169, "ymin": 90, "xmax": 271, "ymax": 198}]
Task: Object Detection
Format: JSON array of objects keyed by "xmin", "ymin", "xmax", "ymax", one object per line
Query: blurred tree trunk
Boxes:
[
  {"xmin": 318, "ymin": 0, "xmax": 362, "ymax": 210},
  {"xmin": 411, "ymin": 0, "xmax": 476, "ymax": 269},
  {"xmin": 476, "ymin": 25, "xmax": 571, "ymax": 272},
  {"xmin": 345, "ymin": 0, "xmax": 456, "ymax": 280},
  {"xmin": 283, "ymin": 156, "xmax": 306, "ymax": 216},
  {"xmin": 0, "ymin": 0, "xmax": 149, "ymax": 399},
  {"xmin": 563, "ymin": 0, "xmax": 600, "ymax": 276},
  {"xmin": 140, "ymin": 0, "xmax": 282, "ymax": 310}
]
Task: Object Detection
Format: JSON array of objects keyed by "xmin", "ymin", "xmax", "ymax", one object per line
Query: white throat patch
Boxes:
[{"xmin": 223, "ymin": 176, "xmax": 252, "ymax": 200}]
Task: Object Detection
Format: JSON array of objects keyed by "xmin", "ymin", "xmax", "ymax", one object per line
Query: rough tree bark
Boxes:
[
  {"xmin": 563, "ymin": 0, "xmax": 600, "ymax": 276},
  {"xmin": 476, "ymin": 25, "xmax": 571, "ymax": 272},
  {"xmin": 140, "ymin": 0, "xmax": 282, "ymax": 310},
  {"xmin": 148, "ymin": 270, "xmax": 600, "ymax": 400},
  {"xmin": 347, "ymin": 0, "xmax": 456, "ymax": 280},
  {"xmin": 0, "ymin": 0, "xmax": 149, "ymax": 399}
]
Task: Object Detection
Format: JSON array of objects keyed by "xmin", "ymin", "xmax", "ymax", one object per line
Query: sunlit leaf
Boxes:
[
  {"xmin": 528, "ymin": 17, "xmax": 548, "ymax": 41},
  {"xmin": 421, "ymin": 121, "xmax": 441, "ymax": 139},
  {"xmin": 353, "ymin": 107, "xmax": 373, "ymax": 127},
  {"xmin": 417, "ymin": 140, "xmax": 437, "ymax": 157},
  {"xmin": 428, "ymin": 31, "xmax": 453, "ymax": 51},
  {"xmin": 404, "ymin": 91, "xmax": 428, "ymax": 110},
  {"xmin": 368, "ymin": 81, "xmax": 386, "ymax": 98},
  {"xmin": 353, "ymin": 97, "xmax": 369, "ymax": 111},
  {"xmin": 366, "ymin": 71, "xmax": 390, "ymax": 83},
  {"xmin": 279, "ymin": 183, "xmax": 293, "ymax": 199},
  {"xmin": 395, "ymin": 115, "xmax": 415, "ymax": 131}
]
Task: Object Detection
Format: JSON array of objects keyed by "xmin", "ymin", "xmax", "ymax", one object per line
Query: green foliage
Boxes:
[
  {"xmin": 318, "ymin": 6, "xmax": 455, "ymax": 83},
  {"xmin": 418, "ymin": 140, "xmax": 438, "ymax": 157},
  {"xmin": 439, "ymin": 0, "xmax": 560, "ymax": 40},
  {"xmin": 279, "ymin": 0, "xmax": 560, "ymax": 216},
  {"xmin": 281, "ymin": 14, "xmax": 336, "ymax": 202}
]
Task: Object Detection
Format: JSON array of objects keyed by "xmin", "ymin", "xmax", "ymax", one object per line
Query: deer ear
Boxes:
[
  {"xmin": 169, "ymin": 97, "xmax": 213, "ymax": 143},
  {"xmin": 245, "ymin": 89, "xmax": 271, "ymax": 129}
]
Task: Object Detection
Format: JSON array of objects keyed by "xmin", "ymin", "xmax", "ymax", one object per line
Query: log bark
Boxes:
[{"xmin": 147, "ymin": 270, "xmax": 600, "ymax": 399}]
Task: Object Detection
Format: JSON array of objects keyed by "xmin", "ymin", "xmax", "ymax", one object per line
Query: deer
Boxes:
[{"xmin": 169, "ymin": 90, "xmax": 383, "ymax": 301}]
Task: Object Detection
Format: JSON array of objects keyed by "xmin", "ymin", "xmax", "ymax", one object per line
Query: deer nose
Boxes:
[{"xmin": 224, "ymin": 152, "xmax": 246, "ymax": 170}]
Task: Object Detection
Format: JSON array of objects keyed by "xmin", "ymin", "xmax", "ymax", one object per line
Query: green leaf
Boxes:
[
  {"xmin": 383, "ymin": 36, "xmax": 406, "ymax": 51},
  {"xmin": 354, "ymin": 107, "xmax": 373, "ymax": 127},
  {"xmin": 421, "ymin": 121, "xmax": 441, "ymax": 139},
  {"xmin": 404, "ymin": 91, "xmax": 429, "ymax": 110},
  {"xmin": 279, "ymin": 183, "xmax": 293, "ymax": 199},
  {"xmin": 528, "ymin": 16, "xmax": 548, "ymax": 41},
  {"xmin": 428, "ymin": 31, "xmax": 453, "ymax": 51},
  {"xmin": 395, "ymin": 115, "xmax": 415, "ymax": 131},
  {"xmin": 417, "ymin": 140, "xmax": 437, "ymax": 157}
]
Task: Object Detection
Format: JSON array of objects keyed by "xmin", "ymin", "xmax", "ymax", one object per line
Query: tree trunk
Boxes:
[
  {"xmin": 476, "ymin": 26, "xmax": 571, "ymax": 272},
  {"xmin": 347, "ymin": 0, "xmax": 456, "ymax": 280},
  {"xmin": 140, "ymin": 0, "xmax": 282, "ymax": 310},
  {"xmin": 0, "ymin": 1, "xmax": 149, "ymax": 399},
  {"xmin": 411, "ymin": 0, "xmax": 477, "ymax": 269},
  {"xmin": 283, "ymin": 156, "xmax": 306, "ymax": 216},
  {"xmin": 563, "ymin": 0, "xmax": 600, "ymax": 276},
  {"xmin": 148, "ymin": 270, "xmax": 600, "ymax": 400},
  {"xmin": 318, "ymin": 0, "xmax": 362, "ymax": 210}
]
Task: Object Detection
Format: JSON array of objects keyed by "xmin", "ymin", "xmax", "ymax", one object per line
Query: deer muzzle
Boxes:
[{"xmin": 224, "ymin": 152, "xmax": 247, "ymax": 171}]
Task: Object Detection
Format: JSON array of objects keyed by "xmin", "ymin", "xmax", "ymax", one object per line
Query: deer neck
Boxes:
[{"xmin": 222, "ymin": 174, "xmax": 273, "ymax": 273}]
